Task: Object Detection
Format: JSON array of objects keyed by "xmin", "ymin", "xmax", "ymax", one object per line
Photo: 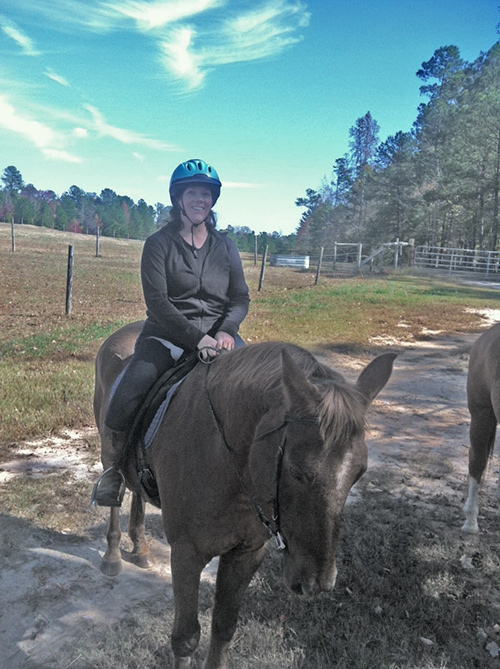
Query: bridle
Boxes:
[{"xmin": 204, "ymin": 364, "xmax": 319, "ymax": 550}]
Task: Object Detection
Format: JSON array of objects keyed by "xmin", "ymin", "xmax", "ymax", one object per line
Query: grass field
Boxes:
[{"xmin": 2, "ymin": 223, "xmax": 500, "ymax": 669}]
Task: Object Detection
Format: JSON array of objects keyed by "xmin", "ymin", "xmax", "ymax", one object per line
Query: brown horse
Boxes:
[
  {"xmin": 94, "ymin": 322, "xmax": 396, "ymax": 669},
  {"xmin": 462, "ymin": 322, "xmax": 500, "ymax": 533}
]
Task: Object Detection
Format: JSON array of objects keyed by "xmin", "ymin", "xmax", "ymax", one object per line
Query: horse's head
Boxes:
[{"xmin": 267, "ymin": 349, "xmax": 396, "ymax": 597}]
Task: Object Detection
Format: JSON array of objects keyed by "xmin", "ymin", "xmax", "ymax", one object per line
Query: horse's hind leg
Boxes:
[
  {"xmin": 101, "ymin": 507, "xmax": 122, "ymax": 576},
  {"xmin": 462, "ymin": 407, "xmax": 497, "ymax": 533},
  {"xmin": 129, "ymin": 492, "xmax": 155, "ymax": 569}
]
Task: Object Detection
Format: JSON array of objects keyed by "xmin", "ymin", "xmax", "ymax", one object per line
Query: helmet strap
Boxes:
[
  {"xmin": 177, "ymin": 201, "xmax": 207, "ymax": 258},
  {"xmin": 191, "ymin": 224, "xmax": 200, "ymax": 258}
]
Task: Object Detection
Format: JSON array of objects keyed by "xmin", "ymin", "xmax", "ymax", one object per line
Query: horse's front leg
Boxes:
[
  {"xmin": 204, "ymin": 543, "xmax": 268, "ymax": 669},
  {"xmin": 129, "ymin": 493, "xmax": 155, "ymax": 569},
  {"xmin": 101, "ymin": 507, "xmax": 122, "ymax": 576},
  {"xmin": 170, "ymin": 543, "xmax": 206, "ymax": 668}
]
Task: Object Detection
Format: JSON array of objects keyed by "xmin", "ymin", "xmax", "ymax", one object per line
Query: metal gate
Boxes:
[{"xmin": 414, "ymin": 245, "xmax": 500, "ymax": 278}]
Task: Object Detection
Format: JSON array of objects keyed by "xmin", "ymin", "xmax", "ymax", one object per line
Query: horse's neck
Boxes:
[{"xmin": 210, "ymin": 384, "xmax": 275, "ymax": 451}]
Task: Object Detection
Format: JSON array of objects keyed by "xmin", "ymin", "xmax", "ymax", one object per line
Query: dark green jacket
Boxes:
[{"xmin": 140, "ymin": 225, "xmax": 250, "ymax": 351}]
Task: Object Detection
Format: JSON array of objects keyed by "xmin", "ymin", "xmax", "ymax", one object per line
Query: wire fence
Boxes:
[
  {"xmin": 264, "ymin": 241, "xmax": 412, "ymax": 279},
  {"xmin": 255, "ymin": 241, "xmax": 500, "ymax": 289}
]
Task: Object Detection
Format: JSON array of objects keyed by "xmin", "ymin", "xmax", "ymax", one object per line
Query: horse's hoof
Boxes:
[
  {"xmin": 131, "ymin": 551, "xmax": 155, "ymax": 570},
  {"xmin": 461, "ymin": 521, "xmax": 479, "ymax": 534},
  {"xmin": 100, "ymin": 558, "xmax": 122, "ymax": 577}
]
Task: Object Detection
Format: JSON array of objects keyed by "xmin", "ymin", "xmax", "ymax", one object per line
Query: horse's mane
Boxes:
[{"xmin": 209, "ymin": 342, "xmax": 366, "ymax": 446}]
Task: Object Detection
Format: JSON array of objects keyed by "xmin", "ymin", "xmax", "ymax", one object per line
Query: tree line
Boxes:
[
  {"xmin": 0, "ymin": 166, "xmax": 165, "ymax": 240},
  {"xmin": 0, "ymin": 165, "xmax": 297, "ymax": 254},
  {"xmin": 297, "ymin": 40, "xmax": 500, "ymax": 254},
  {"xmin": 2, "ymin": 39, "xmax": 500, "ymax": 255}
]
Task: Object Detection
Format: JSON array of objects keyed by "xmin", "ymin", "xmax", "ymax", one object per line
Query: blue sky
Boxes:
[{"xmin": 0, "ymin": 1, "xmax": 498, "ymax": 235}]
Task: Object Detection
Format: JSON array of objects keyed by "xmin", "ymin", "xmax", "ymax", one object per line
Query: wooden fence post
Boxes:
[
  {"xmin": 315, "ymin": 247, "xmax": 324, "ymax": 285},
  {"xmin": 394, "ymin": 238, "xmax": 399, "ymax": 269},
  {"xmin": 96, "ymin": 226, "xmax": 100, "ymax": 257},
  {"xmin": 408, "ymin": 239, "xmax": 415, "ymax": 266},
  {"xmin": 11, "ymin": 217, "xmax": 15, "ymax": 252},
  {"xmin": 258, "ymin": 245, "xmax": 268, "ymax": 291},
  {"xmin": 332, "ymin": 242, "xmax": 337, "ymax": 270},
  {"xmin": 356, "ymin": 243, "xmax": 362, "ymax": 272},
  {"xmin": 66, "ymin": 245, "xmax": 74, "ymax": 315}
]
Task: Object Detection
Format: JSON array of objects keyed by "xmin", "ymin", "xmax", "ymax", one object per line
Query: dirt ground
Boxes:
[{"xmin": 2, "ymin": 313, "xmax": 500, "ymax": 668}]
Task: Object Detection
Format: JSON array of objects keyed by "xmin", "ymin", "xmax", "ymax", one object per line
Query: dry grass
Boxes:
[{"xmin": 1, "ymin": 471, "xmax": 92, "ymax": 533}]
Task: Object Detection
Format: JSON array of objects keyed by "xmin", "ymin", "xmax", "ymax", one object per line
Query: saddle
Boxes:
[{"xmin": 125, "ymin": 351, "xmax": 201, "ymax": 508}]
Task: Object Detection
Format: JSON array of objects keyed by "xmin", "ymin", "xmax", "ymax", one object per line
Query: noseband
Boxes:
[{"xmin": 204, "ymin": 365, "xmax": 319, "ymax": 550}]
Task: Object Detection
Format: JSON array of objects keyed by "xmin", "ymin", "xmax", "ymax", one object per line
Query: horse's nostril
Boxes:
[
  {"xmin": 290, "ymin": 582, "xmax": 304, "ymax": 596},
  {"xmin": 290, "ymin": 580, "xmax": 320, "ymax": 598}
]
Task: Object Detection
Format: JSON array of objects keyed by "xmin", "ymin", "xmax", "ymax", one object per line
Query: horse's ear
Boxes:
[
  {"xmin": 356, "ymin": 352, "xmax": 397, "ymax": 406},
  {"xmin": 281, "ymin": 348, "xmax": 321, "ymax": 416}
]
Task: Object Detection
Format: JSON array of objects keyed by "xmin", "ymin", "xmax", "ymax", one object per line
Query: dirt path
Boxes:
[{"xmin": 1, "ymin": 325, "xmax": 499, "ymax": 668}]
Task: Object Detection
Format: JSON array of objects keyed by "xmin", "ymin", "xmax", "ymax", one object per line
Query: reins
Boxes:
[{"xmin": 203, "ymin": 363, "xmax": 319, "ymax": 551}]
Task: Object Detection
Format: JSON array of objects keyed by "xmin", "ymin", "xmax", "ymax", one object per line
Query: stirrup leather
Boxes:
[{"xmin": 90, "ymin": 467, "xmax": 126, "ymax": 507}]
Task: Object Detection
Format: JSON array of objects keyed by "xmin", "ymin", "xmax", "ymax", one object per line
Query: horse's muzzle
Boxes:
[{"xmin": 287, "ymin": 561, "xmax": 338, "ymax": 597}]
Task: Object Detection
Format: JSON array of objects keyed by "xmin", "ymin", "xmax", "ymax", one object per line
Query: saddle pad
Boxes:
[
  {"xmin": 110, "ymin": 364, "xmax": 127, "ymax": 400},
  {"xmin": 108, "ymin": 337, "xmax": 197, "ymax": 450},
  {"xmin": 144, "ymin": 376, "xmax": 187, "ymax": 449}
]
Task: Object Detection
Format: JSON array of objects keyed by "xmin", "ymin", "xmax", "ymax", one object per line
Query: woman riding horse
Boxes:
[{"xmin": 92, "ymin": 159, "xmax": 250, "ymax": 506}]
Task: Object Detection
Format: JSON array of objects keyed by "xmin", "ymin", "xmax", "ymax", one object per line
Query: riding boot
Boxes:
[{"xmin": 91, "ymin": 430, "xmax": 128, "ymax": 507}]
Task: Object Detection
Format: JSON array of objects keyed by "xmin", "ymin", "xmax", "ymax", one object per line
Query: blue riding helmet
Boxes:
[{"xmin": 169, "ymin": 159, "xmax": 222, "ymax": 206}]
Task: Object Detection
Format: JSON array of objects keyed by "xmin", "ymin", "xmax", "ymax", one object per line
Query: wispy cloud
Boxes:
[
  {"xmin": 220, "ymin": 0, "xmax": 310, "ymax": 62},
  {"xmin": 11, "ymin": 0, "xmax": 220, "ymax": 33},
  {"xmin": 6, "ymin": 1, "xmax": 309, "ymax": 91},
  {"xmin": 159, "ymin": 27, "xmax": 206, "ymax": 90},
  {"xmin": 103, "ymin": 0, "xmax": 223, "ymax": 31},
  {"xmin": 44, "ymin": 68, "xmax": 70, "ymax": 87},
  {"xmin": 1, "ymin": 17, "xmax": 40, "ymax": 56},
  {"xmin": 84, "ymin": 103, "xmax": 178, "ymax": 150},
  {"xmin": 6, "ymin": 1, "xmax": 112, "ymax": 33},
  {"xmin": 0, "ymin": 95, "xmax": 81, "ymax": 162},
  {"xmin": 157, "ymin": 0, "xmax": 310, "ymax": 89}
]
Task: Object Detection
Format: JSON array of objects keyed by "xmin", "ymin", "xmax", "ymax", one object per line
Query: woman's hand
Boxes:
[
  {"xmin": 197, "ymin": 334, "xmax": 219, "ymax": 361},
  {"xmin": 215, "ymin": 331, "xmax": 235, "ymax": 351},
  {"xmin": 197, "ymin": 332, "xmax": 235, "ymax": 361}
]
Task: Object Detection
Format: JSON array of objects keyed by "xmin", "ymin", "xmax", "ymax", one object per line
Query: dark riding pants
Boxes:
[
  {"xmin": 105, "ymin": 336, "xmax": 178, "ymax": 432},
  {"xmin": 104, "ymin": 334, "xmax": 245, "ymax": 433}
]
